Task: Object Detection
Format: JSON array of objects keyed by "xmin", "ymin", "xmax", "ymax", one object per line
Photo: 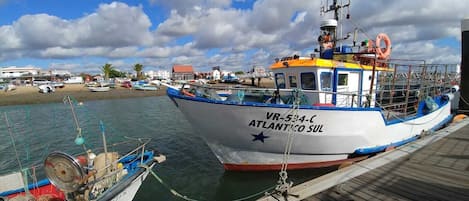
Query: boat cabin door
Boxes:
[{"xmin": 332, "ymin": 68, "xmax": 363, "ymax": 107}]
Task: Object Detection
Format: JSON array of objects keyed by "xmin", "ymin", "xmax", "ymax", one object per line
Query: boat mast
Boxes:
[{"xmin": 319, "ymin": 0, "xmax": 350, "ymax": 55}]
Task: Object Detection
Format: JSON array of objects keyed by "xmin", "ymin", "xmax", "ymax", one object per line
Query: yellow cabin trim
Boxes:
[{"xmin": 270, "ymin": 58, "xmax": 392, "ymax": 71}]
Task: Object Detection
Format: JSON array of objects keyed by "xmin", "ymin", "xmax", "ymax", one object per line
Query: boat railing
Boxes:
[
  {"xmin": 179, "ymin": 82, "xmax": 368, "ymax": 107},
  {"xmin": 77, "ymin": 137, "xmax": 152, "ymax": 198},
  {"xmin": 178, "ymin": 63, "xmax": 458, "ymax": 121},
  {"xmin": 84, "ymin": 137, "xmax": 151, "ymax": 174},
  {"xmin": 374, "ymin": 63, "xmax": 459, "ymax": 120}
]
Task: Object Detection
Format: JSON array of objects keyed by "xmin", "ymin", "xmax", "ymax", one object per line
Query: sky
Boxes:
[{"xmin": 0, "ymin": 0, "xmax": 467, "ymax": 74}]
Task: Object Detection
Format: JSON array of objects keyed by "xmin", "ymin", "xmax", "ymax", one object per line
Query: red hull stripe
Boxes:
[
  {"xmin": 223, "ymin": 156, "xmax": 368, "ymax": 171},
  {"xmin": 7, "ymin": 183, "xmax": 65, "ymax": 200}
]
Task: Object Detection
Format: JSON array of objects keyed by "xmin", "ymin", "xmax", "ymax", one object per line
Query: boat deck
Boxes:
[{"xmin": 258, "ymin": 118, "xmax": 469, "ymax": 201}]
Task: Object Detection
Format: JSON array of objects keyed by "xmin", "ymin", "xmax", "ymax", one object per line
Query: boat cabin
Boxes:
[{"xmin": 270, "ymin": 56, "xmax": 389, "ymax": 107}]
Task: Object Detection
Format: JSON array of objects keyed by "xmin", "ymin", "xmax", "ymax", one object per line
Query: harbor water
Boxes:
[{"xmin": 0, "ymin": 96, "xmax": 334, "ymax": 201}]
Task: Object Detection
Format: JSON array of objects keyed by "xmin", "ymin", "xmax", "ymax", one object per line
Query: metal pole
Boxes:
[
  {"xmin": 369, "ymin": 53, "xmax": 377, "ymax": 105},
  {"xmin": 460, "ymin": 18, "xmax": 469, "ymax": 113},
  {"xmin": 404, "ymin": 66, "xmax": 412, "ymax": 116}
]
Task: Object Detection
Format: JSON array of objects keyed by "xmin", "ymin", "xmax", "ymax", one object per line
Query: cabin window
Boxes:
[
  {"xmin": 275, "ymin": 73, "xmax": 286, "ymax": 89},
  {"xmin": 338, "ymin": 73, "xmax": 348, "ymax": 86},
  {"xmin": 301, "ymin": 72, "xmax": 316, "ymax": 90},
  {"xmin": 320, "ymin": 72, "xmax": 332, "ymax": 91},
  {"xmin": 289, "ymin": 76, "xmax": 297, "ymax": 88}
]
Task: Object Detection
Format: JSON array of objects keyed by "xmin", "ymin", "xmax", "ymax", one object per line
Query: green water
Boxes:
[{"xmin": 0, "ymin": 96, "xmax": 333, "ymax": 201}]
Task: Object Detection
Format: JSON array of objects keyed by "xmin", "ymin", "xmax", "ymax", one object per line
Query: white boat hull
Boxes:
[
  {"xmin": 88, "ymin": 86, "xmax": 110, "ymax": 92},
  {"xmin": 109, "ymin": 164, "xmax": 153, "ymax": 201},
  {"xmin": 168, "ymin": 88, "xmax": 452, "ymax": 171}
]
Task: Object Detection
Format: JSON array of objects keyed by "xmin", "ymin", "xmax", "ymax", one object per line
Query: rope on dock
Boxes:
[
  {"xmin": 268, "ymin": 89, "xmax": 303, "ymax": 199},
  {"xmin": 140, "ymin": 165, "xmax": 276, "ymax": 201}
]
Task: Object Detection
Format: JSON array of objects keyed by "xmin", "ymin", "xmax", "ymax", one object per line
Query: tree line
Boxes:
[{"xmin": 100, "ymin": 63, "xmax": 144, "ymax": 80}]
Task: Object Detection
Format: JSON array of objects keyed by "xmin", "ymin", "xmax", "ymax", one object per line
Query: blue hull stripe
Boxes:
[{"xmin": 167, "ymin": 87, "xmax": 381, "ymax": 111}]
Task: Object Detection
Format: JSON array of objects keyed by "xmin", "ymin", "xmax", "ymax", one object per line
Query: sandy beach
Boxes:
[
  {"xmin": 0, "ymin": 84, "xmax": 166, "ymax": 106},
  {"xmin": 0, "ymin": 79, "xmax": 275, "ymax": 106}
]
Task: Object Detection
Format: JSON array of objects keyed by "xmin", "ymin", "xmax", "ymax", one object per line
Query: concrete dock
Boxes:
[{"xmin": 258, "ymin": 118, "xmax": 469, "ymax": 201}]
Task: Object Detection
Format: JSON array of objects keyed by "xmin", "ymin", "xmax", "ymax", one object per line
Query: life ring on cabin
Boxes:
[
  {"xmin": 181, "ymin": 89, "xmax": 195, "ymax": 97},
  {"xmin": 375, "ymin": 33, "xmax": 391, "ymax": 59}
]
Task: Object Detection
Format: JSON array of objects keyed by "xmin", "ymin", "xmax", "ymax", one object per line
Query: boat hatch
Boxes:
[{"xmin": 332, "ymin": 68, "xmax": 364, "ymax": 107}]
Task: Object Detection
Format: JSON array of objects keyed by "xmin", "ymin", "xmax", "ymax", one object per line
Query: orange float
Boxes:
[{"xmin": 452, "ymin": 114, "xmax": 468, "ymax": 123}]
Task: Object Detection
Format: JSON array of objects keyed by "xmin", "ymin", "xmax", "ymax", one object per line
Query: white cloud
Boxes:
[
  {"xmin": 149, "ymin": 0, "xmax": 231, "ymax": 15},
  {"xmin": 392, "ymin": 41, "xmax": 460, "ymax": 64},
  {"xmin": 137, "ymin": 42, "xmax": 202, "ymax": 58},
  {"xmin": 155, "ymin": 10, "xmax": 201, "ymax": 37},
  {"xmin": 73, "ymin": 2, "xmax": 154, "ymax": 47},
  {"xmin": 351, "ymin": 0, "xmax": 466, "ymax": 43},
  {"xmin": 108, "ymin": 47, "xmax": 139, "ymax": 58},
  {"xmin": 40, "ymin": 47, "xmax": 82, "ymax": 58},
  {"xmin": 0, "ymin": 25, "xmax": 21, "ymax": 49},
  {"xmin": 0, "ymin": 2, "xmax": 153, "ymax": 57}
]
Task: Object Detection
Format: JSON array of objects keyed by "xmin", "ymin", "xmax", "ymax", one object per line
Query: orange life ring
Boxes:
[{"xmin": 375, "ymin": 33, "xmax": 391, "ymax": 59}]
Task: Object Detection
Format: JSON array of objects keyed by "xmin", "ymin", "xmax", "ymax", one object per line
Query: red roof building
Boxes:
[{"xmin": 172, "ymin": 65, "xmax": 194, "ymax": 80}]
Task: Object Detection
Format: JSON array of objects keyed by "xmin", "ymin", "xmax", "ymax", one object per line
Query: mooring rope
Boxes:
[
  {"xmin": 141, "ymin": 165, "xmax": 276, "ymax": 201},
  {"xmin": 266, "ymin": 89, "xmax": 302, "ymax": 199}
]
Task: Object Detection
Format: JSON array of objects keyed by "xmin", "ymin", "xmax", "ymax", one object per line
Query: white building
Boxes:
[
  {"xmin": 0, "ymin": 66, "xmax": 41, "ymax": 78},
  {"xmin": 50, "ymin": 69, "xmax": 71, "ymax": 76},
  {"xmin": 212, "ymin": 69, "xmax": 221, "ymax": 80},
  {"xmin": 0, "ymin": 66, "xmax": 72, "ymax": 78},
  {"xmin": 146, "ymin": 70, "xmax": 171, "ymax": 79}
]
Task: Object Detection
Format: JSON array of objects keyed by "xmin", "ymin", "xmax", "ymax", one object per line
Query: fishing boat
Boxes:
[
  {"xmin": 88, "ymin": 86, "xmax": 110, "ymax": 92},
  {"xmin": 133, "ymin": 84, "xmax": 158, "ymax": 91},
  {"xmin": 165, "ymin": 1, "xmax": 459, "ymax": 171},
  {"xmin": 0, "ymin": 96, "xmax": 165, "ymax": 200},
  {"xmin": 38, "ymin": 84, "xmax": 55, "ymax": 93}
]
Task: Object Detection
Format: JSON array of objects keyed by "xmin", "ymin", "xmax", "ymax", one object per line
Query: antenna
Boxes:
[
  {"xmin": 318, "ymin": 0, "xmax": 352, "ymax": 56},
  {"xmin": 321, "ymin": 0, "xmax": 351, "ymax": 21}
]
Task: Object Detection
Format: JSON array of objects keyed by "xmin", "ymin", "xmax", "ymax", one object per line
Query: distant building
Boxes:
[
  {"xmin": 212, "ymin": 69, "xmax": 221, "ymax": 80},
  {"xmin": 172, "ymin": 65, "xmax": 194, "ymax": 80},
  {"xmin": 50, "ymin": 69, "xmax": 71, "ymax": 77},
  {"xmin": 146, "ymin": 70, "xmax": 171, "ymax": 80},
  {"xmin": 0, "ymin": 66, "xmax": 41, "ymax": 78}
]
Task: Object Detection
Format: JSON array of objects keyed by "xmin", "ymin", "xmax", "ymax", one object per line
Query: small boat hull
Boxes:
[
  {"xmin": 102, "ymin": 164, "xmax": 154, "ymax": 201},
  {"xmin": 134, "ymin": 85, "xmax": 158, "ymax": 91},
  {"xmin": 1, "ymin": 179, "xmax": 65, "ymax": 200},
  {"xmin": 88, "ymin": 86, "xmax": 110, "ymax": 92}
]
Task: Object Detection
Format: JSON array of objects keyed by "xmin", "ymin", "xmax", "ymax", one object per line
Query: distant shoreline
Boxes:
[
  {"xmin": 0, "ymin": 84, "xmax": 166, "ymax": 106},
  {"xmin": 0, "ymin": 79, "xmax": 275, "ymax": 106}
]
